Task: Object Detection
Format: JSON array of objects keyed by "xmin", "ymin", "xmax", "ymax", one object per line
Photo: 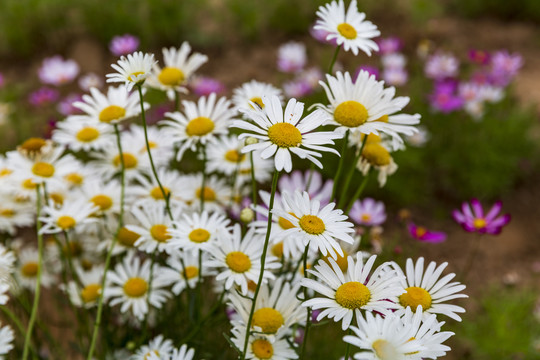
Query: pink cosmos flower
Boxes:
[
  {"xmin": 376, "ymin": 36, "xmax": 403, "ymax": 55},
  {"xmin": 452, "ymin": 199, "xmax": 511, "ymax": 235},
  {"xmin": 190, "ymin": 76, "xmax": 225, "ymax": 96},
  {"xmin": 407, "ymin": 222, "xmax": 446, "ymax": 243},
  {"xmin": 349, "ymin": 198, "xmax": 386, "ymax": 226},
  {"xmin": 425, "ymin": 52, "xmax": 459, "ymax": 80},
  {"xmin": 57, "ymin": 93, "xmax": 83, "ymax": 115},
  {"xmin": 38, "ymin": 56, "xmax": 80, "ymax": 86},
  {"xmin": 28, "ymin": 87, "xmax": 60, "ymax": 106},
  {"xmin": 277, "ymin": 41, "xmax": 307, "ymax": 73},
  {"xmin": 278, "ymin": 170, "xmax": 333, "ymax": 206},
  {"xmin": 354, "ymin": 65, "xmax": 379, "ymax": 80},
  {"xmin": 468, "ymin": 49, "xmax": 491, "ymax": 65},
  {"xmin": 109, "ymin": 34, "xmax": 140, "ymax": 56}
]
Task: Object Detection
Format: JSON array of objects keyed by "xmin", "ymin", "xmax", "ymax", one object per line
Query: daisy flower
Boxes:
[
  {"xmin": 355, "ymin": 137, "xmax": 399, "ymax": 187},
  {"xmin": 407, "ymin": 223, "xmax": 447, "ymax": 244},
  {"xmin": 105, "ymin": 253, "xmax": 171, "ymax": 321},
  {"xmin": 168, "ymin": 210, "xmax": 230, "ymax": 252},
  {"xmin": 128, "ymin": 168, "xmax": 185, "ymax": 207},
  {"xmin": 0, "ymin": 322, "xmax": 14, "ymax": 357},
  {"xmin": 131, "ymin": 335, "xmax": 173, "ymax": 360},
  {"xmin": 229, "ymin": 277, "xmax": 304, "ymax": 336},
  {"xmin": 233, "ymin": 95, "xmax": 340, "ymax": 172},
  {"xmin": 160, "ymin": 93, "xmax": 236, "ymax": 160},
  {"xmin": 126, "ymin": 202, "xmax": 181, "ymax": 254},
  {"xmin": 349, "ymin": 198, "xmax": 386, "ymax": 226},
  {"xmin": 72, "ymin": 86, "xmax": 147, "ymax": 125},
  {"xmin": 278, "ymin": 170, "xmax": 333, "ymax": 206},
  {"xmin": 0, "ymin": 194, "xmax": 35, "ymax": 235},
  {"xmin": 272, "ymin": 190, "xmax": 355, "ymax": 259},
  {"xmin": 314, "ymin": 0, "xmax": 380, "ymax": 56},
  {"xmin": 106, "ymin": 51, "xmax": 157, "ymax": 91},
  {"xmin": 15, "ymin": 247, "xmax": 55, "ymax": 290},
  {"xmin": 0, "ymin": 244, "xmax": 15, "ymax": 282},
  {"xmin": 123, "ymin": 124, "xmax": 175, "ymax": 161},
  {"xmin": 0, "ymin": 283, "xmax": 10, "ymax": 305},
  {"xmin": 160, "ymin": 250, "xmax": 212, "ymax": 295},
  {"xmin": 231, "ymin": 324, "xmax": 299, "ymax": 360},
  {"xmin": 81, "ymin": 178, "xmax": 122, "ymax": 216},
  {"xmin": 52, "ymin": 117, "xmax": 115, "ymax": 152},
  {"xmin": 343, "ymin": 307, "xmax": 454, "ymax": 360},
  {"xmin": 90, "ymin": 139, "xmax": 151, "ymax": 182},
  {"xmin": 452, "ymin": 199, "xmax": 511, "ymax": 235},
  {"xmin": 39, "ymin": 199, "xmax": 98, "ymax": 234},
  {"xmin": 392, "ymin": 257, "xmax": 467, "ymax": 321},
  {"xmin": 38, "ymin": 56, "xmax": 79, "ymax": 86},
  {"xmin": 318, "ymin": 71, "xmax": 420, "ymax": 149},
  {"xmin": 206, "ymin": 225, "xmax": 280, "ymax": 295},
  {"xmin": 65, "ymin": 265, "xmax": 104, "ymax": 308},
  {"xmin": 146, "ymin": 43, "xmax": 208, "ymax": 98},
  {"xmin": 232, "ymin": 80, "xmax": 283, "ymax": 111},
  {"xmin": 302, "ymin": 254, "xmax": 404, "ymax": 330},
  {"xmin": 169, "ymin": 345, "xmax": 195, "ymax": 360},
  {"xmin": 176, "ymin": 173, "xmax": 231, "ymax": 213}
]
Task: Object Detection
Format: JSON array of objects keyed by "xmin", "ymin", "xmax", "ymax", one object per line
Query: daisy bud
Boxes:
[
  {"xmin": 245, "ymin": 137, "xmax": 258, "ymax": 146},
  {"xmin": 240, "ymin": 208, "xmax": 254, "ymax": 223}
]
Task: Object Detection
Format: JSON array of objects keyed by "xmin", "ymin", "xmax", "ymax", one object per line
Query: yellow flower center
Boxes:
[
  {"xmin": 250, "ymin": 97, "xmax": 264, "ymax": 109},
  {"xmin": 0, "ymin": 209, "xmax": 15, "ymax": 218},
  {"xmin": 22, "ymin": 178, "xmax": 37, "ymax": 189},
  {"xmin": 324, "ymin": 249, "xmax": 349, "ymax": 272},
  {"xmin": 98, "ymin": 105, "xmax": 126, "ymax": 123},
  {"xmin": 91, "ymin": 194, "xmax": 113, "ymax": 211},
  {"xmin": 251, "ymin": 339, "xmax": 273, "ymax": 359},
  {"xmin": 225, "ymin": 251, "xmax": 251, "ymax": 273},
  {"xmin": 32, "ymin": 162, "xmax": 55, "ymax": 178},
  {"xmin": 158, "ymin": 66, "xmax": 185, "ymax": 86},
  {"xmin": 334, "ymin": 100, "xmax": 368, "ymax": 128},
  {"xmin": 20, "ymin": 137, "xmax": 47, "ymax": 154},
  {"xmin": 65, "ymin": 173, "xmax": 84, "ymax": 185},
  {"xmin": 399, "ymin": 286, "xmax": 432, "ymax": 310},
  {"xmin": 123, "ymin": 277, "xmax": 148, "ymax": 297},
  {"xmin": 0, "ymin": 168, "xmax": 12, "ymax": 177},
  {"xmin": 188, "ymin": 228, "xmax": 211, "ymax": 243},
  {"xmin": 144, "ymin": 351, "xmax": 159, "ymax": 360},
  {"xmin": 224, "ymin": 149, "xmax": 245, "ymax": 163},
  {"xmin": 184, "ymin": 266, "xmax": 199, "ymax": 279},
  {"xmin": 57, "ymin": 215, "xmax": 76, "ymax": 230},
  {"xmin": 21, "ymin": 262, "xmax": 39, "ymax": 277},
  {"xmin": 278, "ymin": 216, "xmax": 295, "ymax": 230},
  {"xmin": 113, "ymin": 153, "xmax": 138, "ymax": 169},
  {"xmin": 252, "ymin": 308, "xmax": 285, "ymax": 334},
  {"xmin": 185, "ymin": 116, "xmax": 215, "ymax": 137},
  {"xmin": 364, "ymin": 133, "xmax": 382, "ymax": 144},
  {"xmin": 361, "ymin": 213, "xmax": 372, "ymax": 222},
  {"xmin": 50, "ymin": 192, "xmax": 64, "ymax": 206},
  {"xmin": 337, "ymin": 23, "xmax": 357, "ymax": 40},
  {"xmin": 375, "ymin": 114, "xmax": 389, "ymax": 123},
  {"xmin": 129, "ymin": 71, "xmax": 145, "ymax": 81},
  {"xmin": 298, "ymin": 215, "xmax": 325, "ymax": 235},
  {"xmin": 76, "ymin": 127, "xmax": 100, "ymax": 142},
  {"xmin": 267, "ymin": 123, "xmax": 302, "ymax": 148},
  {"xmin": 372, "ymin": 339, "xmax": 397, "ymax": 360},
  {"xmin": 150, "ymin": 224, "xmax": 171, "ymax": 243},
  {"xmin": 81, "ymin": 283, "xmax": 101, "ymax": 303},
  {"xmin": 335, "ymin": 281, "xmax": 371, "ymax": 309},
  {"xmin": 117, "ymin": 227, "xmax": 140, "ymax": 247},
  {"xmin": 271, "ymin": 242, "xmax": 284, "ymax": 258},
  {"xmin": 415, "ymin": 227, "xmax": 427, "ymax": 238},
  {"xmin": 150, "ymin": 186, "xmax": 170, "ymax": 200},
  {"xmin": 196, "ymin": 187, "xmax": 216, "ymax": 202},
  {"xmin": 362, "ymin": 143, "xmax": 391, "ymax": 166},
  {"xmin": 474, "ymin": 218, "xmax": 486, "ymax": 229}
]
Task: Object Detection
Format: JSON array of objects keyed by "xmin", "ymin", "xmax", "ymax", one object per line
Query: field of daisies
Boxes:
[{"xmin": 0, "ymin": 0, "xmax": 539, "ymax": 359}]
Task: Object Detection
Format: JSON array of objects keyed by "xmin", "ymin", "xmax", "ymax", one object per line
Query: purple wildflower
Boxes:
[
  {"xmin": 353, "ymin": 65, "xmax": 379, "ymax": 80},
  {"xmin": 382, "ymin": 67, "xmax": 408, "ymax": 86},
  {"xmin": 109, "ymin": 34, "xmax": 140, "ymax": 56},
  {"xmin": 489, "ymin": 51, "xmax": 523, "ymax": 87},
  {"xmin": 468, "ymin": 49, "xmax": 491, "ymax": 65},
  {"xmin": 376, "ymin": 36, "xmax": 403, "ymax": 55},
  {"xmin": 349, "ymin": 198, "xmax": 386, "ymax": 226},
  {"xmin": 277, "ymin": 41, "xmax": 307, "ymax": 73},
  {"xmin": 452, "ymin": 199, "xmax": 511, "ymax": 235},
  {"xmin": 407, "ymin": 222, "xmax": 447, "ymax": 243},
  {"xmin": 38, "ymin": 56, "xmax": 79, "ymax": 86},
  {"xmin": 309, "ymin": 24, "xmax": 338, "ymax": 46},
  {"xmin": 425, "ymin": 52, "xmax": 459, "ymax": 80},
  {"xmin": 57, "ymin": 93, "xmax": 83, "ymax": 116},
  {"xmin": 429, "ymin": 80, "xmax": 464, "ymax": 113},
  {"xmin": 282, "ymin": 79, "xmax": 313, "ymax": 98},
  {"xmin": 190, "ymin": 76, "xmax": 225, "ymax": 96},
  {"xmin": 278, "ymin": 170, "xmax": 333, "ymax": 206},
  {"xmin": 28, "ymin": 87, "xmax": 60, "ymax": 107}
]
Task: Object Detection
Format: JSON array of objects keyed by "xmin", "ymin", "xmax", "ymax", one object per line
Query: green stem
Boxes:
[
  {"xmin": 240, "ymin": 170, "xmax": 279, "ymax": 360},
  {"xmin": 22, "ymin": 185, "xmax": 44, "ymax": 360},
  {"xmin": 328, "ymin": 45, "xmax": 342, "ymax": 74},
  {"xmin": 305, "ymin": 164, "xmax": 316, "ymax": 192},
  {"xmin": 299, "ymin": 243, "xmax": 312, "ymax": 360},
  {"xmin": 249, "ymin": 152, "xmax": 257, "ymax": 205},
  {"xmin": 199, "ymin": 144, "xmax": 207, "ymax": 213},
  {"xmin": 140, "ymin": 249, "xmax": 157, "ymax": 345},
  {"xmin": 345, "ymin": 170, "xmax": 370, "ymax": 214},
  {"xmin": 331, "ymin": 130, "xmax": 350, "ymax": 202},
  {"xmin": 86, "ymin": 124, "xmax": 126, "ymax": 360},
  {"xmin": 344, "ymin": 328, "xmax": 352, "ymax": 360},
  {"xmin": 1, "ymin": 305, "xmax": 34, "ymax": 352},
  {"xmin": 338, "ymin": 135, "xmax": 368, "ymax": 209}
]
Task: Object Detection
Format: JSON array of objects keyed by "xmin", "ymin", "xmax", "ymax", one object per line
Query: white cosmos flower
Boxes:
[
  {"xmin": 168, "ymin": 210, "xmax": 230, "ymax": 252},
  {"xmin": 0, "ymin": 322, "xmax": 14, "ymax": 357},
  {"xmin": 160, "ymin": 93, "xmax": 236, "ymax": 161},
  {"xmin": 233, "ymin": 95, "xmax": 340, "ymax": 172},
  {"xmin": 206, "ymin": 224, "xmax": 280, "ymax": 295},
  {"xmin": 302, "ymin": 254, "xmax": 405, "ymax": 330},
  {"xmin": 231, "ymin": 324, "xmax": 299, "ymax": 360},
  {"xmin": 131, "ymin": 335, "xmax": 174, "ymax": 360},
  {"xmin": 272, "ymin": 190, "xmax": 355, "ymax": 259},
  {"xmin": 104, "ymin": 253, "xmax": 171, "ymax": 321},
  {"xmin": 391, "ymin": 257, "xmax": 468, "ymax": 321},
  {"xmin": 343, "ymin": 307, "xmax": 454, "ymax": 360},
  {"xmin": 314, "ymin": 0, "xmax": 380, "ymax": 56},
  {"xmin": 39, "ymin": 199, "xmax": 98, "ymax": 234},
  {"xmin": 52, "ymin": 118, "xmax": 115, "ymax": 152},
  {"xmin": 318, "ymin": 71, "xmax": 420, "ymax": 150},
  {"xmin": 72, "ymin": 86, "xmax": 147, "ymax": 125},
  {"xmin": 106, "ymin": 51, "xmax": 157, "ymax": 91},
  {"xmin": 232, "ymin": 80, "xmax": 283, "ymax": 111}
]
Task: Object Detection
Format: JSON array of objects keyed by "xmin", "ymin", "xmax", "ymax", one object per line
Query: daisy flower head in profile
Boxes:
[
  {"xmin": 349, "ymin": 197, "xmax": 386, "ymax": 227},
  {"xmin": 104, "ymin": 253, "xmax": 171, "ymax": 321},
  {"xmin": 302, "ymin": 254, "xmax": 405, "ymax": 330},
  {"xmin": 343, "ymin": 306, "xmax": 454, "ymax": 360},
  {"xmin": 160, "ymin": 93, "xmax": 235, "ymax": 161},
  {"xmin": 232, "ymin": 80, "xmax": 283, "ymax": 112},
  {"xmin": 318, "ymin": 71, "xmax": 420, "ymax": 149},
  {"xmin": 131, "ymin": 335, "xmax": 173, "ymax": 360},
  {"xmin": 314, "ymin": 0, "xmax": 380, "ymax": 56},
  {"xmin": 272, "ymin": 190, "xmax": 355, "ymax": 259},
  {"xmin": 354, "ymin": 134, "xmax": 399, "ymax": 188},
  {"xmin": 231, "ymin": 324, "xmax": 299, "ymax": 360},
  {"xmin": 147, "ymin": 42, "xmax": 208, "ymax": 98},
  {"xmin": 106, "ymin": 51, "xmax": 157, "ymax": 91},
  {"xmin": 64, "ymin": 265, "xmax": 104, "ymax": 308},
  {"xmin": 232, "ymin": 95, "xmax": 340, "ymax": 173},
  {"xmin": 391, "ymin": 257, "xmax": 467, "ymax": 321},
  {"xmin": 452, "ymin": 198, "xmax": 511, "ymax": 235},
  {"xmin": 0, "ymin": 322, "xmax": 14, "ymax": 357},
  {"xmin": 72, "ymin": 86, "xmax": 147, "ymax": 125}
]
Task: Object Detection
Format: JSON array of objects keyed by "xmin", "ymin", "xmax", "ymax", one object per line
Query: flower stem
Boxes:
[
  {"xmin": 331, "ymin": 130, "xmax": 350, "ymax": 202},
  {"xmin": 344, "ymin": 328, "xmax": 352, "ymax": 360},
  {"xmin": 328, "ymin": 45, "xmax": 342, "ymax": 74},
  {"xmin": 338, "ymin": 135, "xmax": 368, "ymax": 209},
  {"xmin": 22, "ymin": 185, "xmax": 44, "ymax": 360},
  {"xmin": 250, "ymin": 152, "xmax": 257, "ymax": 205},
  {"xmin": 87, "ymin": 123, "xmax": 126, "ymax": 360},
  {"xmin": 199, "ymin": 144, "xmax": 207, "ymax": 213},
  {"xmin": 240, "ymin": 170, "xmax": 279, "ymax": 360},
  {"xmin": 345, "ymin": 170, "xmax": 370, "ymax": 214},
  {"xmin": 299, "ymin": 243, "xmax": 312, "ymax": 360}
]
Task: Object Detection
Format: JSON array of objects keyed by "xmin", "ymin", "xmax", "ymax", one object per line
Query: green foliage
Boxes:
[
  {"xmin": 450, "ymin": 286, "xmax": 540, "ymax": 359},
  {"xmin": 450, "ymin": 0, "xmax": 540, "ymax": 23}
]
